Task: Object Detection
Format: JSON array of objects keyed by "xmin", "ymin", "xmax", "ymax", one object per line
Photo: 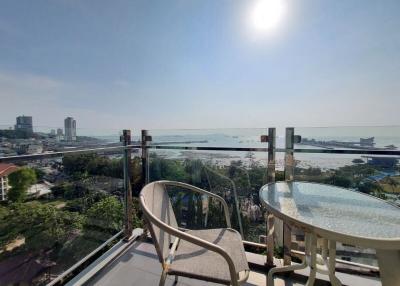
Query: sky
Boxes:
[{"xmin": 0, "ymin": 0, "xmax": 399, "ymax": 131}]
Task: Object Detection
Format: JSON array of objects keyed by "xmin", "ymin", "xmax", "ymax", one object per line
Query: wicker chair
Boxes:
[{"xmin": 139, "ymin": 180, "xmax": 250, "ymax": 286}]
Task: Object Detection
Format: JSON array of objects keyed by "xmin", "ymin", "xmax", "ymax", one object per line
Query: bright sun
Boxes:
[{"xmin": 250, "ymin": 0, "xmax": 285, "ymax": 33}]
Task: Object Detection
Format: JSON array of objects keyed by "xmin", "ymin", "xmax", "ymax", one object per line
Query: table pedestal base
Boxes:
[{"xmin": 268, "ymin": 233, "xmax": 342, "ymax": 286}]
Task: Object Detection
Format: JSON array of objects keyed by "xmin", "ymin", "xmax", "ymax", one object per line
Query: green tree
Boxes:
[
  {"xmin": 33, "ymin": 168, "xmax": 46, "ymax": 181},
  {"xmin": 358, "ymin": 181, "xmax": 379, "ymax": 194},
  {"xmin": 51, "ymin": 182, "xmax": 74, "ymax": 198},
  {"xmin": 324, "ymin": 174, "xmax": 352, "ymax": 188},
  {"xmin": 385, "ymin": 177, "xmax": 399, "ymax": 193},
  {"xmin": 0, "ymin": 202, "xmax": 83, "ymax": 251},
  {"xmin": 7, "ymin": 168, "xmax": 37, "ymax": 202},
  {"xmin": 85, "ymin": 196, "xmax": 123, "ymax": 233},
  {"xmin": 63, "ymin": 153, "xmax": 95, "ymax": 179},
  {"xmin": 131, "ymin": 197, "xmax": 143, "ymax": 229},
  {"xmin": 63, "ymin": 153, "xmax": 124, "ymax": 180},
  {"xmin": 149, "ymin": 156, "xmax": 188, "ymax": 182}
]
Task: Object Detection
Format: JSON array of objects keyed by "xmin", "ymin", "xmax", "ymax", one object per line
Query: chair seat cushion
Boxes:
[{"xmin": 168, "ymin": 228, "xmax": 249, "ymax": 284}]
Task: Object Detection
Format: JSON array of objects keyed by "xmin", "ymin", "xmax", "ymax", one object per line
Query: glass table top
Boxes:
[{"xmin": 259, "ymin": 182, "xmax": 400, "ymax": 240}]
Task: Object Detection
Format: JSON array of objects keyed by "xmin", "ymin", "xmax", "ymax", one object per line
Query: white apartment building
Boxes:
[{"xmin": 0, "ymin": 163, "xmax": 18, "ymax": 201}]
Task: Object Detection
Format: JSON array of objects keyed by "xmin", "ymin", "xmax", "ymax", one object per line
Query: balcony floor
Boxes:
[{"xmin": 79, "ymin": 240, "xmax": 380, "ymax": 286}]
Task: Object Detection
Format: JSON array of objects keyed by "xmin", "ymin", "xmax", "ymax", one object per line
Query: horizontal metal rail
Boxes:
[
  {"xmin": 241, "ymin": 241, "xmax": 379, "ymax": 272},
  {"xmin": 148, "ymin": 145, "xmax": 269, "ymax": 152},
  {"xmin": 1, "ymin": 144, "xmax": 398, "ymax": 163},
  {"xmin": 292, "ymin": 148, "xmax": 400, "ymax": 156},
  {"xmin": 148, "ymin": 145, "xmax": 400, "ymax": 156},
  {"xmin": 46, "ymin": 230, "xmax": 123, "ymax": 286},
  {"xmin": 243, "ymin": 240, "xmax": 267, "ymax": 248},
  {"xmin": 291, "ymin": 249, "xmax": 379, "ymax": 272},
  {"xmin": 0, "ymin": 145, "xmax": 141, "ymax": 163}
]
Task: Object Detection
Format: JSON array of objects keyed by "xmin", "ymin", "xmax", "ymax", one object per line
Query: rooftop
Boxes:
[{"xmin": 0, "ymin": 163, "xmax": 18, "ymax": 177}]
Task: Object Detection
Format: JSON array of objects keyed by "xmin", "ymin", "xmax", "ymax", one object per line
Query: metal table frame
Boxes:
[{"xmin": 267, "ymin": 232, "xmax": 341, "ymax": 286}]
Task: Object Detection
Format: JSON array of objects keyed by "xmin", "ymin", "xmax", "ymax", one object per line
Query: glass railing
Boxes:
[
  {"xmin": 292, "ymin": 126, "xmax": 400, "ymax": 268},
  {"xmin": 148, "ymin": 148, "xmax": 268, "ymax": 241},
  {"xmin": 147, "ymin": 128, "xmax": 272, "ymax": 244},
  {"xmin": 1, "ymin": 125, "xmax": 399, "ymax": 283},
  {"xmin": 146, "ymin": 126, "xmax": 400, "ymax": 269},
  {"xmin": 0, "ymin": 145, "xmax": 142, "ymax": 285},
  {"xmin": 0, "ymin": 125, "xmax": 141, "ymax": 158}
]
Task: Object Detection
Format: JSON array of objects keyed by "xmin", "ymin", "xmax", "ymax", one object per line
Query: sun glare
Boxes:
[{"xmin": 250, "ymin": 0, "xmax": 285, "ymax": 33}]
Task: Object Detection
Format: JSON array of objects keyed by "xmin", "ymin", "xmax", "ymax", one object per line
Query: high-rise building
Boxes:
[
  {"xmin": 64, "ymin": 117, "xmax": 77, "ymax": 142},
  {"xmin": 15, "ymin": 116, "xmax": 33, "ymax": 133},
  {"xmin": 56, "ymin": 128, "xmax": 64, "ymax": 142}
]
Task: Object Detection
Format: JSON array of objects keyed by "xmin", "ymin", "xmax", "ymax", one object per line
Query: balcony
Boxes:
[
  {"xmin": 0, "ymin": 126, "xmax": 399, "ymax": 285},
  {"xmin": 67, "ymin": 235, "xmax": 380, "ymax": 286}
]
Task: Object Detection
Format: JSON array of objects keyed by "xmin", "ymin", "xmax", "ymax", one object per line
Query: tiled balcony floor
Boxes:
[{"xmin": 79, "ymin": 240, "xmax": 380, "ymax": 286}]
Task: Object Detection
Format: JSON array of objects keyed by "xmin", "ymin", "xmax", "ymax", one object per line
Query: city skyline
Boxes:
[{"xmin": 0, "ymin": 0, "xmax": 399, "ymax": 129}]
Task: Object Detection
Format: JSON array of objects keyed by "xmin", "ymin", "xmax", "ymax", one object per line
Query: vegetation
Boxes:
[
  {"xmin": 7, "ymin": 168, "xmax": 37, "ymax": 202},
  {"xmin": 0, "ymin": 202, "xmax": 83, "ymax": 253},
  {"xmin": 380, "ymin": 176, "xmax": 400, "ymax": 193},
  {"xmin": 0, "ymin": 155, "xmax": 144, "ymax": 285},
  {"xmin": 0, "ymin": 151, "xmax": 397, "ymax": 285},
  {"xmin": 63, "ymin": 153, "xmax": 123, "ymax": 179},
  {"xmin": 85, "ymin": 196, "xmax": 123, "ymax": 233}
]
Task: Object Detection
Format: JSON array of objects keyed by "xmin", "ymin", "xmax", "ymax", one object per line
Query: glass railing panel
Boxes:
[
  {"xmin": 0, "ymin": 125, "xmax": 133, "ymax": 158},
  {"xmin": 148, "ymin": 128, "xmax": 268, "ymax": 149},
  {"xmin": 293, "ymin": 125, "xmax": 400, "ymax": 204},
  {"xmin": 293, "ymin": 153, "xmax": 399, "ymax": 200},
  {"xmin": 292, "ymin": 127, "xmax": 400, "ymax": 268},
  {"xmin": 295, "ymin": 126, "xmax": 400, "ymax": 151},
  {"xmin": 0, "ymin": 148, "xmax": 129, "ymax": 285},
  {"xmin": 292, "ymin": 153, "xmax": 392, "ymax": 267},
  {"xmin": 148, "ymin": 146, "xmax": 271, "ymax": 243}
]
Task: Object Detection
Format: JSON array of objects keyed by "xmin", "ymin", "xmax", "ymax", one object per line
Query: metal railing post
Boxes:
[
  {"xmin": 283, "ymin": 127, "xmax": 297, "ymax": 266},
  {"xmin": 265, "ymin": 128, "xmax": 276, "ymax": 267},
  {"xmin": 141, "ymin": 130, "xmax": 151, "ymax": 186},
  {"xmin": 121, "ymin": 130, "xmax": 133, "ymax": 241},
  {"xmin": 285, "ymin": 127, "xmax": 295, "ymax": 181},
  {"xmin": 267, "ymin": 127, "xmax": 276, "ymax": 183},
  {"xmin": 283, "ymin": 127, "xmax": 302, "ymax": 265}
]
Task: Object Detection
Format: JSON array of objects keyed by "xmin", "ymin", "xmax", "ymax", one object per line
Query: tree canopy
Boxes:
[
  {"xmin": 0, "ymin": 202, "xmax": 83, "ymax": 252},
  {"xmin": 7, "ymin": 168, "xmax": 37, "ymax": 202},
  {"xmin": 85, "ymin": 196, "xmax": 123, "ymax": 233}
]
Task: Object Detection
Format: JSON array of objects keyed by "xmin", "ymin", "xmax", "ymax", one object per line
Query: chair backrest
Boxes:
[{"xmin": 140, "ymin": 181, "xmax": 178, "ymax": 262}]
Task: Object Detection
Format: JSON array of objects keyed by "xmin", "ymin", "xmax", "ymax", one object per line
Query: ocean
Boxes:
[{"xmin": 108, "ymin": 126, "xmax": 400, "ymax": 170}]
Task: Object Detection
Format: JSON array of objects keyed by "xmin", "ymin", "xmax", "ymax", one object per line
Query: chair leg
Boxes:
[
  {"xmin": 173, "ymin": 275, "xmax": 178, "ymax": 285},
  {"xmin": 159, "ymin": 269, "xmax": 167, "ymax": 286}
]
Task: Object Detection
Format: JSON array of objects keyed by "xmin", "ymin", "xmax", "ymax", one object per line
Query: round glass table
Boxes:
[{"xmin": 259, "ymin": 181, "xmax": 400, "ymax": 286}]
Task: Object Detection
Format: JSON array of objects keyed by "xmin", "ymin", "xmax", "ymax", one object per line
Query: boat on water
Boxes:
[{"xmin": 385, "ymin": 144, "xmax": 398, "ymax": 150}]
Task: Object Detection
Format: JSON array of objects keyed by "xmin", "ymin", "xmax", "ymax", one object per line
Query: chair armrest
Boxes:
[
  {"xmin": 140, "ymin": 194, "xmax": 239, "ymax": 285},
  {"xmin": 158, "ymin": 180, "xmax": 232, "ymax": 228}
]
